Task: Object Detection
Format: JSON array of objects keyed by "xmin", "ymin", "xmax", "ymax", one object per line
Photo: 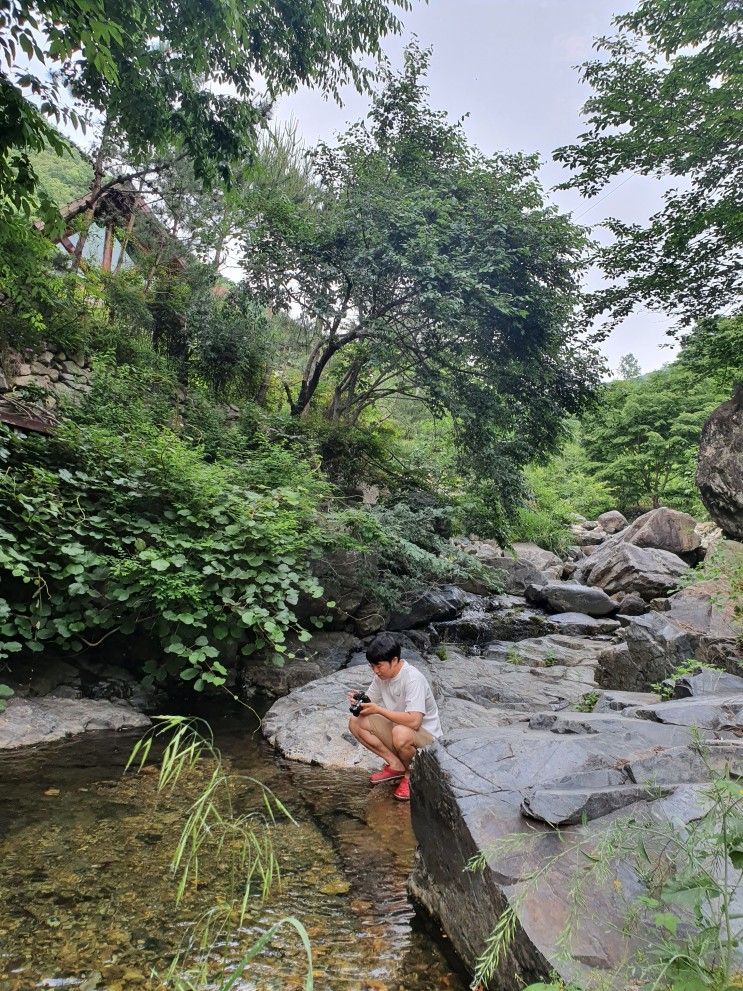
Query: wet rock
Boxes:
[
  {"xmin": 574, "ymin": 541, "xmax": 689, "ymax": 600},
  {"xmin": 696, "ymin": 385, "xmax": 743, "ymax": 540},
  {"xmin": 545, "ymin": 612, "xmax": 621, "ymax": 637},
  {"xmin": 597, "ymin": 510, "xmax": 628, "ymax": 534},
  {"xmin": 0, "ymin": 697, "xmax": 150, "ymax": 750},
  {"xmin": 435, "ymin": 609, "xmax": 500, "ymax": 645}
]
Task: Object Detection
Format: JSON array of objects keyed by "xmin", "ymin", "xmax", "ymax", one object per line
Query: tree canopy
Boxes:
[
  {"xmin": 0, "ymin": 0, "xmax": 411, "ymax": 221},
  {"xmin": 241, "ymin": 45, "xmax": 599, "ymax": 503},
  {"xmin": 555, "ymin": 0, "xmax": 743, "ymax": 326}
]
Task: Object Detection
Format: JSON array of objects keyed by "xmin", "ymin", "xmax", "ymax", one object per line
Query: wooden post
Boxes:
[{"xmin": 102, "ymin": 221, "xmax": 114, "ymax": 272}]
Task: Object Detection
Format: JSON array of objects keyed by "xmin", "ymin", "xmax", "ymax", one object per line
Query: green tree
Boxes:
[
  {"xmin": 617, "ymin": 353, "xmax": 642, "ymax": 380},
  {"xmin": 242, "ymin": 45, "xmax": 598, "ymax": 505},
  {"xmin": 0, "ymin": 0, "xmax": 411, "ymax": 223},
  {"xmin": 555, "ymin": 0, "xmax": 743, "ymax": 326},
  {"xmin": 582, "ymin": 363, "xmax": 727, "ymax": 512},
  {"xmin": 678, "ymin": 314, "xmax": 743, "ymax": 391}
]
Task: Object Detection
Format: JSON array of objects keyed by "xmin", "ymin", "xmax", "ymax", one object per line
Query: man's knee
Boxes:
[
  {"xmin": 391, "ymin": 724, "xmax": 416, "ymax": 750},
  {"xmin": 349, "ymin": 714, "xmax": 371, "ymax": 737}
]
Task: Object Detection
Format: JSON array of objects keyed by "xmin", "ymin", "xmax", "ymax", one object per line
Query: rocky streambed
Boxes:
[
  {"xmin": 262, "ymin": 507, "xmax": 743, "ymax": 989},
  {"xmin": 2, "ymin": 505, "xmax": 741, "ymax": 989}
]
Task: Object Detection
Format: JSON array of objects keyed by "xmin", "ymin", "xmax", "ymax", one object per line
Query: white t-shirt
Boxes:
[{"xmin": 367, "ymin": 660, "xmax": 443, "ymax": 740}]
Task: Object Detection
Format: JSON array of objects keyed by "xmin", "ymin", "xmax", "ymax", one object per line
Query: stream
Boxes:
[{"xmin": 0, "ymin": 704, "xmax": 469, "ymax": 991}]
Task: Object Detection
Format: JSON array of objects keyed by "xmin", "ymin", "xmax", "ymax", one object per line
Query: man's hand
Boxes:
[{"xmin": 356, "ymin": 701, "xmax": 380, "ymax": 717}]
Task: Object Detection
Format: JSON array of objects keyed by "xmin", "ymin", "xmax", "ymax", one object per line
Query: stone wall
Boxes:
[{"xmin": 0, "ymin": 348, "xmax": 92, "ymax": 412}]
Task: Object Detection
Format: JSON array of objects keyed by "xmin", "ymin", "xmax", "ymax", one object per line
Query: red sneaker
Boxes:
[
  {"xmin": 369, "ymin": 765, "xmax": 405, "ymax": 785},
  {"xmin": 393, "ymin": 777, "xmax": 411, "ymax": 801}
]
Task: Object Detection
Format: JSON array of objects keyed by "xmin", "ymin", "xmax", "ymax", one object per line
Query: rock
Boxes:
[
  {"xmin": 603, "ymin": 612, "xmax": 698, "ymax": 691},
  {"xmin": 574, "ymin": 541, "xmax": 689, "ymax": 600},
  {"xmin": 522, "ymin": 783, "xmax": 669, "ymax": 826},
  {"xmin": 438, "ymin": 604, "xmax": 549, "ymax": 645},
  {"xmin": 491, "ymin": 557, "xmax": 548, "ymax": 595},
  {"xmin": 674, "ymin": 669, "xmax": 743, "ymax": 698},
  {"xmin": 0, "ymin": 697, "xmax": 150, "ymax": 750},
  {"xmin": 407, "ymin": 711, "xmax": 730, "ymax": 991},
  {"xmin": 610, "ymin": 578, "xmax": 743, "ymax": 691},
  {"xmin": 388, "ymin": 585, "xmax": 478, "ymax": 630},
  {"xmin": 597, "ymin": 510, "xmax": 628, "ymax": 534},
  {"xmin": 697, "ymin": 385, "xmax": 743, "ymax": 541},
  {"xmin": 633, "ymin": 695, "xmax": 743, "ymax": 731},
  {"xmin": 562, "ymin": 560, "xmax": 577, "ymax": 578},
  {"xmin": 263, "ymin": 636, "xmax": 612, "ymax": 769},
  {"xmin": 511, "ymin": 543, "xmax": 563, "ymax": 579},
  {"xmin": 593, "ymin": 689, "xmax": 660, "ymax": 713},
  {"xmin": 625, "ymin": 744, "xmax": 743, "ymax": 785},
  {"xmin": 539, "ymin": 581, "xmax": 617, "ymax": 617},
  {"xmin": 696, "ymin": 520, "xmax": 724, "ymax": 553},
  {"xmin": 245, "ymin": 631, "xmax": 360, "ymax": 697},
  {"xmin": 569, "ymin": 525, "xmax": 607, "ymax": 546},
  {"xmin": 0, "ymin": 370, "xmax": 8, "ymax": 392},
  {"xmin": 618, "ymin": 507, "xmax": 702, "ymax": 561},
  {"xmin": 545, "ymin": 612, "xmax": 621, "ymax": 637},
  {"xmin": 613, "ymin": 591, "xmax": 647, "ymax": 616}
]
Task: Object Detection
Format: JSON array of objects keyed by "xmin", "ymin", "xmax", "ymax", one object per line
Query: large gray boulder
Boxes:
[
  {"xmin": 529, "ymin": 580, "xmax": 616, "ymax": 616},
  {"xmin": 0, "ymin": 697, "xmax": 150, "ymax": 750},
  {"xmin": 597, "ymin": 510, "xmax": 628, "ymax": 534},
  {"xmin": 618, "ymin": 506, "xmax": 702, "ymax": 560},
  {"xmin": 574, "ymin": 541, "xmax": 689, "ymax": 600},
  {"xmin": 697, "ymin": 385, "xmax": 743, "ymax": 541},
  {"xmin": 511, "ymin": 542, "xmax": 563, "ymax": 579},
  {"xmin": 407, "ymin": 703, "xmax": 735, "ymax": 990},
  {"xmin": 388, "ymin": 585, "xmax": 479, "ymax": 630}
]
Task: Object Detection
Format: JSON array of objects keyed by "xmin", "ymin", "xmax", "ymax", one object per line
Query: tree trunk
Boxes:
[{"xmin": 72, "ymin": 131, "xmax": 108, "ymax": 272}]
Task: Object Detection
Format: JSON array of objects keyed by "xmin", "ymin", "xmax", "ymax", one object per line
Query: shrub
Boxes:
[{"xmin": 0, "ymin": 417, "xmax": 324, "ymax": 689}]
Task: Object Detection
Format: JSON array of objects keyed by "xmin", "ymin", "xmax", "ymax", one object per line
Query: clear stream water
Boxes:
[{"xmin": 0, "ymin": 705, "xmax": 469, "ymax": 991}]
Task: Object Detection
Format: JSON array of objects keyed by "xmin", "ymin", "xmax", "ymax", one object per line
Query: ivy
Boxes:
[{"xmin": 0, "ymin": 420, "xmax": 324, "ymax": 689}]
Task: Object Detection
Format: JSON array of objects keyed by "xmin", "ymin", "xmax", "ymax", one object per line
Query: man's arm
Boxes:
[{"xmin": 357, "ymin": 702, "xmax": 423, "ymax": 730}]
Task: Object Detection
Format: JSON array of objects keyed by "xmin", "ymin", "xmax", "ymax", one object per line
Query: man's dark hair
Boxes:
[{"xmin": 366, "ymin": 633, "xmax": 401, "ymax": 664}]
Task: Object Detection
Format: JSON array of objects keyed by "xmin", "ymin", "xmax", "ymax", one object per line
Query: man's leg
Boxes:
[
  {"xmin": 348, "ymin": 714, "xmax": 404, "ymax": 771},
  {"xmin": 389, "ymin": 725, "xmax": 435, "ymax": 801}
]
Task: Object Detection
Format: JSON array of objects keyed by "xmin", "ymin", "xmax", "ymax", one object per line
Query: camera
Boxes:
[{"xmin": 349, "ymin": 691, "xmax": 371, "ymax": 716}]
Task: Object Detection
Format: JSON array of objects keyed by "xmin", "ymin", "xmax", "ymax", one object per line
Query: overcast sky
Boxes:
[{"xmin": 272, "ymin": 0, "xmax": 680, "ymax": 376}]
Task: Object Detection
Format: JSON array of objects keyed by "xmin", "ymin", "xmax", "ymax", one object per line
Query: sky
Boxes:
[{"xmin": 271, "ymin": 0, "xmax": 680, "ymax": 376}]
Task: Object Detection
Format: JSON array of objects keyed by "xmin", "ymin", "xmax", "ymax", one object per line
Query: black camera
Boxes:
[{"xmin": 349, "ymin": 691, "xmax": 371, "ymax": 716}]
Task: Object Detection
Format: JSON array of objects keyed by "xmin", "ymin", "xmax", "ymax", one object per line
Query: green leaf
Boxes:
[{"xmin": 150, "ymin": 559, "xmax": 170, "ymax": 571}]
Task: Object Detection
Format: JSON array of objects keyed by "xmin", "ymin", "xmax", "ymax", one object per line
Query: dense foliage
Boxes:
[
  {"xmin": 0, "ymin": 0, "xmax": 412, "ymax": 223},
  {"xmin": 581, "ymin": 364, "xmax": 727, "ymax": 515},
  {"xmin": 555, "ymin": 0, "xmax": 743, "ymax": 326}
]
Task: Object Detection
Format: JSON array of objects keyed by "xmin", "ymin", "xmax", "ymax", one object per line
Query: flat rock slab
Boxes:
[
  {"xmin": 407, "ymin": 703, "xmax": 738, "ymax": 991},
  {"xmin": 0, "ymin": 697, "xmax": 150, "ymax": 750},
  {"xmin": 545, "ymin": 612, "xmax": 621, "ymax": 636},
  {"xmin": 262, "ymin": 637, "xmax": 611, "ymax": 769}
]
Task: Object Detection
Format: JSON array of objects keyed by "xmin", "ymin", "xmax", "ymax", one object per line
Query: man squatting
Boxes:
[{"xmin": 348, "ymin": 632, "xmax": 443, "ymax": 801}]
